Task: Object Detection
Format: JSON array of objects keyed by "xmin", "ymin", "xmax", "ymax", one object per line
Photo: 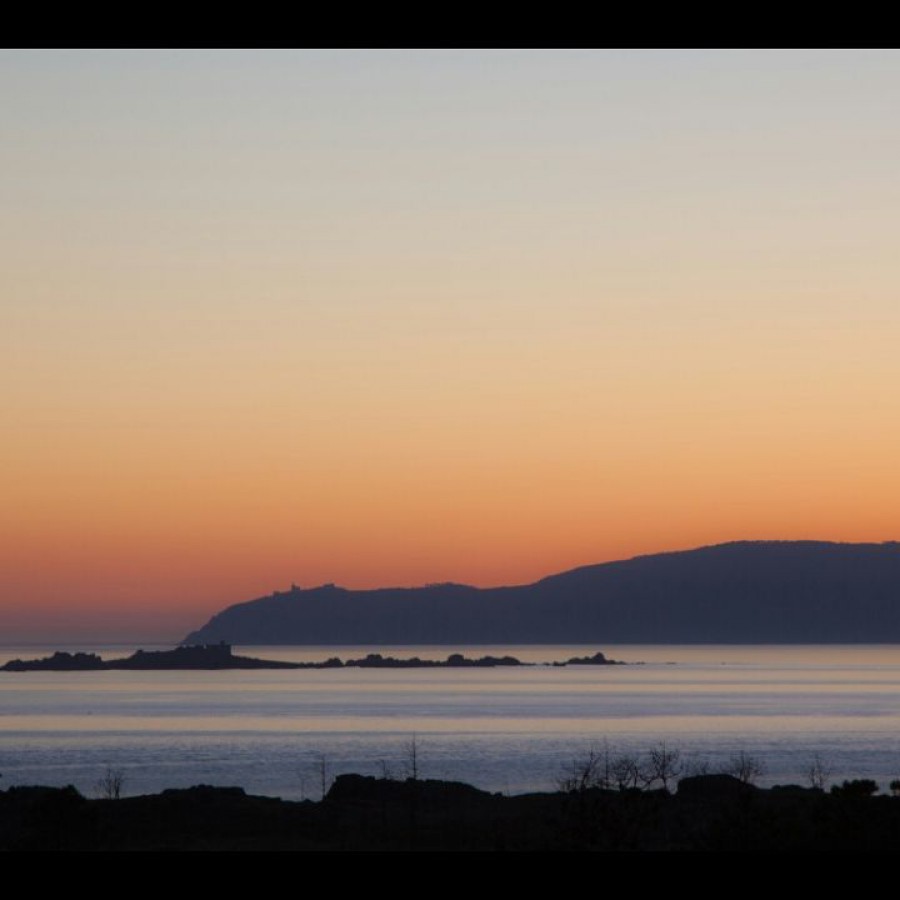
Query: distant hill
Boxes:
[{"xmin": 182, "ymin": 541, "xmax": 900, "ymax": 645}]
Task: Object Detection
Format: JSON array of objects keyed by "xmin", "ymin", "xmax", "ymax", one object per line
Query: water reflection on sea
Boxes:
[{"xmin": 1, "ymin": 644, "xmax": 899, "ymax": 798}]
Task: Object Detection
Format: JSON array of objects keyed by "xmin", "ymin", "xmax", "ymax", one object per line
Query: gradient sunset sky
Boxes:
[{"xmin": 4, "ymin": 49, "xmax": 900, "ymax": 641}]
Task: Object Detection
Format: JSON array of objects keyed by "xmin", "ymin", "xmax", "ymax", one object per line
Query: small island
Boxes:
[{"xmin": 1, "ymin": 644, "xmax": 625, "ymax": 672}]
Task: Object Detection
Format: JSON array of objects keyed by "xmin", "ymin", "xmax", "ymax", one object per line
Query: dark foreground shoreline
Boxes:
[{"xmin": 3, "ymin": 773, "xmax": 899, "ymax": 851}]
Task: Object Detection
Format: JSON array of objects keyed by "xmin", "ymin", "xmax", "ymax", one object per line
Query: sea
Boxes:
[{"xmin": 2, "ymin": 644, "xmax": 899, "ymax": 799}]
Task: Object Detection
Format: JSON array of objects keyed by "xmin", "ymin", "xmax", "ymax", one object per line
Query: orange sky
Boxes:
[{"xmin": 4, "ymin": 50, "xmax": 900, "ymax": 641}]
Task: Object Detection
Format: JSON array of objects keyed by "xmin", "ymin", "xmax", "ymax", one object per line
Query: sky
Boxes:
[{"xmin": 3, "ymin": 49, "xmax": 900, "ymax": 641}]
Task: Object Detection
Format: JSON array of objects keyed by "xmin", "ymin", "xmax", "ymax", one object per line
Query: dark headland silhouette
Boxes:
[{"xmin": 184, "ymin": 541, "xmax": 900, "ymax": 645}]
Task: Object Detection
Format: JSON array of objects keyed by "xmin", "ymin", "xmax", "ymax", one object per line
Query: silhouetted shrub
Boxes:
[{"xmin": 831, "ymin": 779, "xmax": 878, "ymax": 798}]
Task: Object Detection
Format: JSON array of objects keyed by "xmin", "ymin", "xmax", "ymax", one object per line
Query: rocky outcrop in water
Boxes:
[{"xmin": 1, "ymin": 646, "xmax": 624, "ymax": 672}]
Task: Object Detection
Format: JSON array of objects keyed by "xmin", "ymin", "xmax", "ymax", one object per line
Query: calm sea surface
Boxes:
[{"xmin": 2, "ymin": 644, "xmax": 899, "ymax": 798}]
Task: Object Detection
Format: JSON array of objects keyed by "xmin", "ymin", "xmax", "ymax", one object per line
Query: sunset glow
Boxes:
[{"xmin": 4, "ymin": 50, "xmax": 900, "ymax": 640}]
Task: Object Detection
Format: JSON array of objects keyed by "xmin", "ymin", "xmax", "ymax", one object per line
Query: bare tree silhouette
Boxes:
[
  {"xmin": 728, "ymin": 750, "xmax": 764, "ymax": 785},
  {"xmin": 404, "ymin": 734, "xmax": 420, "ymax": 781},
  {"xmin": 807, "ymin": 753, "xmax": 831, "ymax": 791},
  {"xmin": 644, "ymin": 741, "xmax": 682, "ymax": 791},
  {"xmin": 95, "ymin": 765, "xmax": 125, "ymax": 800}
]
